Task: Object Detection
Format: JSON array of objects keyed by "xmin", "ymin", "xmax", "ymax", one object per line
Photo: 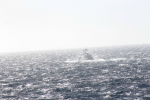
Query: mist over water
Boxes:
[{"xmin": 1, "ymin": 44, "xmax": 150, "ymax": 99}]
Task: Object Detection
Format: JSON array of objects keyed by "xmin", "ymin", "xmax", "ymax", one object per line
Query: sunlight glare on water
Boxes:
[{"xmin": 0, "ymin": 45, "xmax": 150, "ymax": 99}]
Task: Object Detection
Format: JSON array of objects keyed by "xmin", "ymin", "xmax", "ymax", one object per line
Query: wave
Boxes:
[{"xmin": 65, "ymin": 59, "xmax": 106, "ymax": 63}]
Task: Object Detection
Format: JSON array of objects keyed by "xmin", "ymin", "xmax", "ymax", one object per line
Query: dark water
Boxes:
[{"xmin": 1, "ymin": 44, "xmax": 150, "ymax": 99}]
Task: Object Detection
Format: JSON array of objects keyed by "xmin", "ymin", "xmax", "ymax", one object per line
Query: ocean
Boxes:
[{"xmin": 0, "ymin": 44, "xmax": 150, "ymax": 100}]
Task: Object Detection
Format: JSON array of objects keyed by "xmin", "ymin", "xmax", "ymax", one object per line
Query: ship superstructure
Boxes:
[{"xmin": 79, "ymin": 49, "xmax": 94, "ymax": 60}]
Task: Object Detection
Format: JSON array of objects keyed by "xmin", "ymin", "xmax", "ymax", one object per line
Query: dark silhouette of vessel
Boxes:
[{"xmin": 79, "ymin": 49, "xmax": 94, "ymax": 60}]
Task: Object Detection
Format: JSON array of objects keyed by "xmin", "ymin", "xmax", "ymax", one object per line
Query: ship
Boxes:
[
  {"xmin": 79, "ymin": 49, "xmax": 94, "ymax": 61},
  {"xmin": 64, "ymin": 48, "xmax": 108, "ymax": 67},
  {"xmin": 65, "ymin": 48, "xmax": 98, "ymax": 63}
]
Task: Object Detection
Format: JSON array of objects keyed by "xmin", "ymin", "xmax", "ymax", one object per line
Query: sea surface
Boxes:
[{"xmin": 1, "ymin": 44, "xmax": 150, "ymax": 100}]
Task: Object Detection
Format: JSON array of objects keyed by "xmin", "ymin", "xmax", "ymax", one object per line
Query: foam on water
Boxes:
[
  {"xmin": 65, "ymin": 59, "xmax": 106, "ymax": 63},
  {"xmin": 65, "ymin": 57, "xmax": 129, "ymax": 63}
]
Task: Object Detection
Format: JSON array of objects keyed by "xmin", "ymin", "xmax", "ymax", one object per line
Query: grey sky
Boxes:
[{"xmin": 0, "ymin": 0, "xmax": 150, "ymax": 52}]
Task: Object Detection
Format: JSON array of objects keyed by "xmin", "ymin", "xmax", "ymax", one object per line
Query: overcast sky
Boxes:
[{"xmin": 0, "ymin": 0, "xmax": 150, "ymax": 53}]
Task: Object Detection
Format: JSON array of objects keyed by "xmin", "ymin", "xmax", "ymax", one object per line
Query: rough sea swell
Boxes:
[{"xmin": 1, "ymin": 44, "xmax": 150, "ymax": 99}]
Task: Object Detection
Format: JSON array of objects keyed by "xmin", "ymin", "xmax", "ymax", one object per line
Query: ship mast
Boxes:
[{"xmin": 83, "ymin": 48, "xmax": 88, "ymax": 55}]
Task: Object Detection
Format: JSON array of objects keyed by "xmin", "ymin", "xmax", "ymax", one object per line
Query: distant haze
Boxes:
[{"xmin": 0, "ymin": 0, "xmax": 150, "ymax": 53}]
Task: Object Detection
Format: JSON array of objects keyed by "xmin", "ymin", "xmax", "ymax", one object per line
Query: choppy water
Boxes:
[{"xmin": 1, "ymin": 45, "xmax": 150, "ymax": 99}]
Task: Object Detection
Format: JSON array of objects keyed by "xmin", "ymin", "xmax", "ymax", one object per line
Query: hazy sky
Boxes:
[{"xmin": 0, "ymin": 0, "xmax": 150, "ymax": 53}]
